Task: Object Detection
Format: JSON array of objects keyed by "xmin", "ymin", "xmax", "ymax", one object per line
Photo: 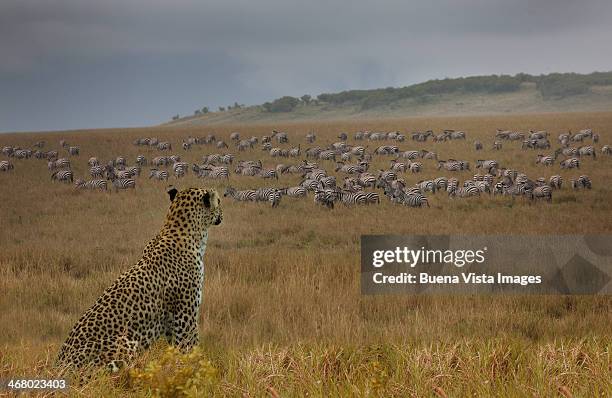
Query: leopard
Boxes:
[{"xmin": 56, "ymin": 186, "xmax": 223, "ymax": 371}]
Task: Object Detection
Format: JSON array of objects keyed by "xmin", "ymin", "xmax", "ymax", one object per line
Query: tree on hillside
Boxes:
[
  {"xmin": 219, "ymin": 106, "xmax": 225, "ymax": 112},
  {"xmin": 172, "ymin": 114, "xmax": 180, "ymax": 120},
  {"xmin": 301, "ymin": 94, "xmax": 312, "ymax": 104},
  {"xmin": 201, "ymin": 107, "xmax": 209, "ymax": 114},
  {"xmin": 263, "ymin": 96, "xmax": 300, "ymax": 112}
]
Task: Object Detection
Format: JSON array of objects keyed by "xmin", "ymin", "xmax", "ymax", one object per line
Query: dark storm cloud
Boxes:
[{"xmin": 1, "ymin": 0, "xmax": 611, "ymax": 131}]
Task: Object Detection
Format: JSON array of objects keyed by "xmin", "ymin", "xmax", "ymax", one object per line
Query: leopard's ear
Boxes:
[
  {"xmin": 203, "ymin": 189, "xmax": 220, "ymax": 209},
  {"xmin": 167, "ymin": 187, "xmax": 178, "ymax": 202}
]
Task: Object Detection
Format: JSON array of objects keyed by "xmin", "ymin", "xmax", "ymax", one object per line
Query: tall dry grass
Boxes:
[{"xmin": 0, "ymin": 112, "xmax": 611, "ymax": 396}]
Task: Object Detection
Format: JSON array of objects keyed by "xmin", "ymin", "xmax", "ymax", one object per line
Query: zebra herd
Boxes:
[{"xmin": 1, "ymin": 125, "xmax": 607, "ymax": 210}]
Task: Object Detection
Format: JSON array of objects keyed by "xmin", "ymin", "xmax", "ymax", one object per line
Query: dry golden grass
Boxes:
[{"xmin": 0, "ymin": 112, "xmax": 611, "ymax": 396}]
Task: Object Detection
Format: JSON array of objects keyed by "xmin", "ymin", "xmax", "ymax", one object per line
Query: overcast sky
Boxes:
[{"xmin": 1, "ymin": 0, "xmax": 611, "ymax": 132}]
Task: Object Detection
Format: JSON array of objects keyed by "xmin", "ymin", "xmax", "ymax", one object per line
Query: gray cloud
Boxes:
[{"xmin": 1, "ymin": 0, "xmax": 611, "ymax": 131}]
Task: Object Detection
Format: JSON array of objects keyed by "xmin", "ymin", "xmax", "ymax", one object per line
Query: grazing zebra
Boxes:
[
  {"xmin": 318, "ymin": 150, "xmax": 337, "ymax": 161},
  {"xmin": 149, "ymin": 169, "xmax": 169, "ymax": 181},
  {"xmin": 259, "ymin": 169, "xmax": 278, "ymax": 179},
  {"xmin": 390, "ymin": 160, "xmax": 408, "ymax": 172},
  {"xmin": 90, "ymin": 165, "xmax": 105, "ymax": 178},
  {"xmin": 301, "ymin": 178, "xmax": 322, "ymax": 191},
  {"xmin": 394, "ymin": 190, "xmax": 429, "ymax": 208},
  {"xmin": 51, "ymin": 170, "xmax": 74, "ymax": 183},
  {"xmin": 157, "ymin": 142, "xmax": 172, "ymax": 151},
  {"xmin": 68, "ymin": 146, "xmax": 80, "ymax": 156},
  {"xmin": 230, "ymin": 132, "xmax": 240, "ymax": 141},
  {"xmin": 530, "ymin": 185, "xmax": 552, "ymax": 202},
  {"xmin": 88, "ymin": 157, "xmax": 99, "ymax": 167},
  {"xmin": 364, "ymin": 191, "xmax": 380, "ymax": 204},
  {"xmin": 549, "ymin": 175, "xmax": 563, "ymax": 189},
  {"xmin": 475, "ymin": 159, "xmax": 498, "ymax": 171},
  {"xmin": 434, "ymin": 177, "xmax": 448, "ymax": 191},
  {"xmin": 335, "ymin": 162, "xmax": 368, "ymax": 174},
  {"xmin": 492, "ymin": 141, "xmax": 502, "ymax": 150},
  {"xmin": 438, "ymin": 160, "xmax": 462, "ymax": 172},
  {"xmin": 535, "ymin": 154, "xmax": 554, "ymax": 166},
  {"xmin": 399, "ymin": 150, "xmax": 420, "ymax": 159},
  {"xmin": 173, "ymin": 162, "xmax": 189, "ymax": 178},
  {"xmin": 223, "ymin": 186, "xmax": 257, "ymax": 202},
  {"xmin": 237, "ymin": 140, "xmax": 253, "ymax": 151},
  {"xmin": 182, "ymin": 142, "xmax": 192, "ymax": 151},
  {"xmin": 571, "ymin": 175, "xmax": 592, "ymax": 190},
  {"xmin": 474, "ymin": 141, "xmax": 483, "ymax": 150},
  {"xmin": 416, "ymin": 180, "xmax": 436, "ymax": 194},
  {"xmin": 602, "ymin": 145, "xmax": 611, "ymax": 155},
  {"xmin": 279, "ymin": 186, "xmax": 307, "ymax": 198},
  {"xmin": 314, "ymin": 189, "xmax": 336, "ymax": 209},
  {"xmin": 217, "ymin": 141, "xmax": 228, "ymax": 149},
  {"xmin": 219, "ymin": 154, "xmax": 234, "ymax": 164},
  {"xmin": 112, "ymin": 178, "xmax": 136, "ymax": 192},
  {"xmin": 13, "ymin": 149, "xmax": 32, "ymax": 159},
  {"xmin": 151, "ymin": 156, "xmax": 169, "ymax": 166},
  {"xmin": 289, "ymin": 146, "xmax": 301, "ymax": 157},
  {"xmin": 319, "ymin": 175, "xmax": 337, "ymax": 188},
  {"xmin": 136, "ymin": 155, "xmax": 147, "ymax": 166},
  {"xmin": 577, "ymin": 145, "xmax": 596, "ymax": 159},
  {"xmin": 409, "ymin": 162, "xmax": 423, "ymax": 173},
  {"xmin": 74, "ymin": 179, "xmax": 108, "ymax": 191},
  {"xmin": 448, "ymin": 185, "xmax": 480, "ymax": 198},
  {"xmin": 0, "ymin": 160, "xmax": 14, "ymax": 171},
  {"xmin": 197, "ymin": 165, "xmax": 229, "ymax": 179},
  {"xmin": 336, "ymin": 190, "xmax": 369, "ymax": 205},
  {"xmin": 560, "ymin": 158, "xmax": 580, "ymax": 169},
  {"xmin": 420, "ymin": 150, "xmax": 438, "ymax": 160}
]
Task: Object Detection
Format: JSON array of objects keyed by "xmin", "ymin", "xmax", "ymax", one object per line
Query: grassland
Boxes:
[{"xmin": 0, "ymin": 112, "xmax": 611, "ymax": 397}]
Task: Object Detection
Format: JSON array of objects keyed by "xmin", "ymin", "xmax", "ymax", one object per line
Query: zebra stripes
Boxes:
[
  {"xmin": 51, "ymin": 170, "xmax": 73, "ymax": 183},
  {"xmin": 560, "ymin": 158, "xmax": 580, "ymax": 169},
  {"xmin": 224, "ymin": 186, "xmax": 257, "ymax": 201},
  {"xmin": 74, "ymin": 179, "xmax": 108, "ymax": 191},
  {"xmin": 279, "ymin": 186, "xmax": 307, "ymax": 198},
  {"xmin": 530, "ymin": 185, "xmax": 552, "ymax": 202},
  {"xmin": 112, "ymin": 178, "xmax": 136, "ymax": 192},
  {"xmin": 149, "ymin": 169, "xmax": 169, "ymax": 181},
  {"xmin": 0, "ymin": 160, "xmax": 14, "ymax": 171}
]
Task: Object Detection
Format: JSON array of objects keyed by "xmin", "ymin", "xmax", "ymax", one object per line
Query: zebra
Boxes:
[
  {"xmin": 434, "ymin": 177, "xmax": 448, "ymax": 191},
  {"xmin": 197, "ymin": 165, "xmax": 229, "ymax": 179},
  {"xmin": 68, "ymin": 146, "xmax": 80, "ymax": 156},
  {"xmin": 389, "ymin": 160, "xmax": 408, "ymax": 173},
  {"xmin": 112, "ymin": 178, "xmax": 136, "ymax": 192},
  {"xmin": 136, "ymin": 155, "xmax": 147, "ymax": 166},
  {"xmin": 0, "ymin": 160, "xmax": 14, "ymax": 171},
  {"xmin": 230, "ymin": 132, "xmax": 240, "ymax": 141},
  {"xmin": 90, "ymin": 165, "xmax": 105, "ymax": 178},
  {"xmin": 577, "ymin": 145, "xmax": 596, "ymax": 159},
  {"xmin": 1, "ymin": 146, "xmax": 14, "ymax": 156},
  {"xmin": 279, "ymin": 186, "xmax": 307, "ymax": 198},
  {"xmin": 149, "ymin": 169, "xmax": 169, "ymax": 181},
  {"xmin": 13, "ymin": 149, "xmax": 32, "ymax": 159},
  {"xmin": 364, "ymin": 191, "xmax": 380, "ymax": 204},
  {"xmin": 272, "ymin": 130, "xmax": 289, "ymax": 143},
  {"xmin": 151, "ymin": 156, "xmax": 169, "ymax": 166},
  {"xmin": 335, "ymin": 162, "xmax": 368, "ymax": 174},
  {"xmin": 571, "ymin": 175, "xmax": 592, "ymax": 190},
  {"xmin": 548, "ymin": 175, "xmax": 563, "ymax": 189},
  {"xmin": 395, "ymin": 191, "xmax": 429, "ymax": 208},
  {"xmin": 492, "ymin": 141, "xmax": 502, "ymax": 150},
  {"xmin": 420, "ymin": 150, "xmax": 438, "ymax": 160},
  {"xmin": 474, "ymin": 141, "xmax": 483, "ymax": 151},
  {"xmin": 530, "ymin": 185, "xmax": 552, "ymax": 202},
  {"xmin": 337, "ymin": 190, "xmax": 368, "ymax": 206},
  {"xmin": 51, "ymin": 170, "xmax": 74, "ymax": 183},
  {"xmin": 409, "ymin": 162, "xmax": 423, "ymax": 173},
  {"xmin": 224, "ymin": 186, "xmax": 257, "ymax": 201},
  {"xmin": 318, "ymin": 150, "xmax": 337, "ymax": 161},
  {"xmin": 74, "ymin": 179, "xmax": 108, "ymax": 191},
  {"xmin": 319, "ymin": 176, "xmax": 337, "ymax": 188},
  {"xmin": 314, "ymin": 189, "xmax": 336, "ymax": 209},
  {"xmin": 357, "ymin": 173, "xmax": 376, "ymax": 188},
  {"xmin": 535, "ymin": 154, "xmax": 554, "ymax": 166},
  {"xmin": 254, "ymin": 187, "xmax": 281, "ymax": 206},
  {"xmin": 289, "ymin": 146, "xmax": 301, "ymax": 157},
  {"xmin": 182, "ymin": 142, "xmax": 192, "ymax": 151},
  {"xmin": 157, "ymin": 142, "xmax": 172, "ymax": 151},
  {"xmin": 399, "ymin": 150, "xmax": 420, "ymax": 159},
  {"xmin": 437, "ymin": 160, "xmax": 462, "ymax": 172},
  {"xmin": 475, "ymin": 160, "xmax": 498, "ymax": 171},
  {"xmin": 338, "ymin": 132, "xmax": 348, "ymax": 141},
  {"xmin": 602, "ymin": 145, "xmax": 611, "ymax": 155},
  {"xmin": 88, "ymin": 157, "xmax": 99, "ymax": 167},
  {"xmin": 236, "ymin": 140, "xmax": 252, "ymax": 151},
  {"xmin": 259, "ymin": 169, "xmax": 278, "ymax": 180},
  {"xmin": 416, "ymin": 180, "xmax": 436, "ymax": 193},
  {"xmin": 301, "ymin": 178, "xmax": 322, "ymax": 191},
  {"xmin": 448, "ymin": 185, "xmax": 480, "ymax": 198},
  {"xmin": 560, "ymin": 158, "xmax": 580, "ymax": 169}
]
